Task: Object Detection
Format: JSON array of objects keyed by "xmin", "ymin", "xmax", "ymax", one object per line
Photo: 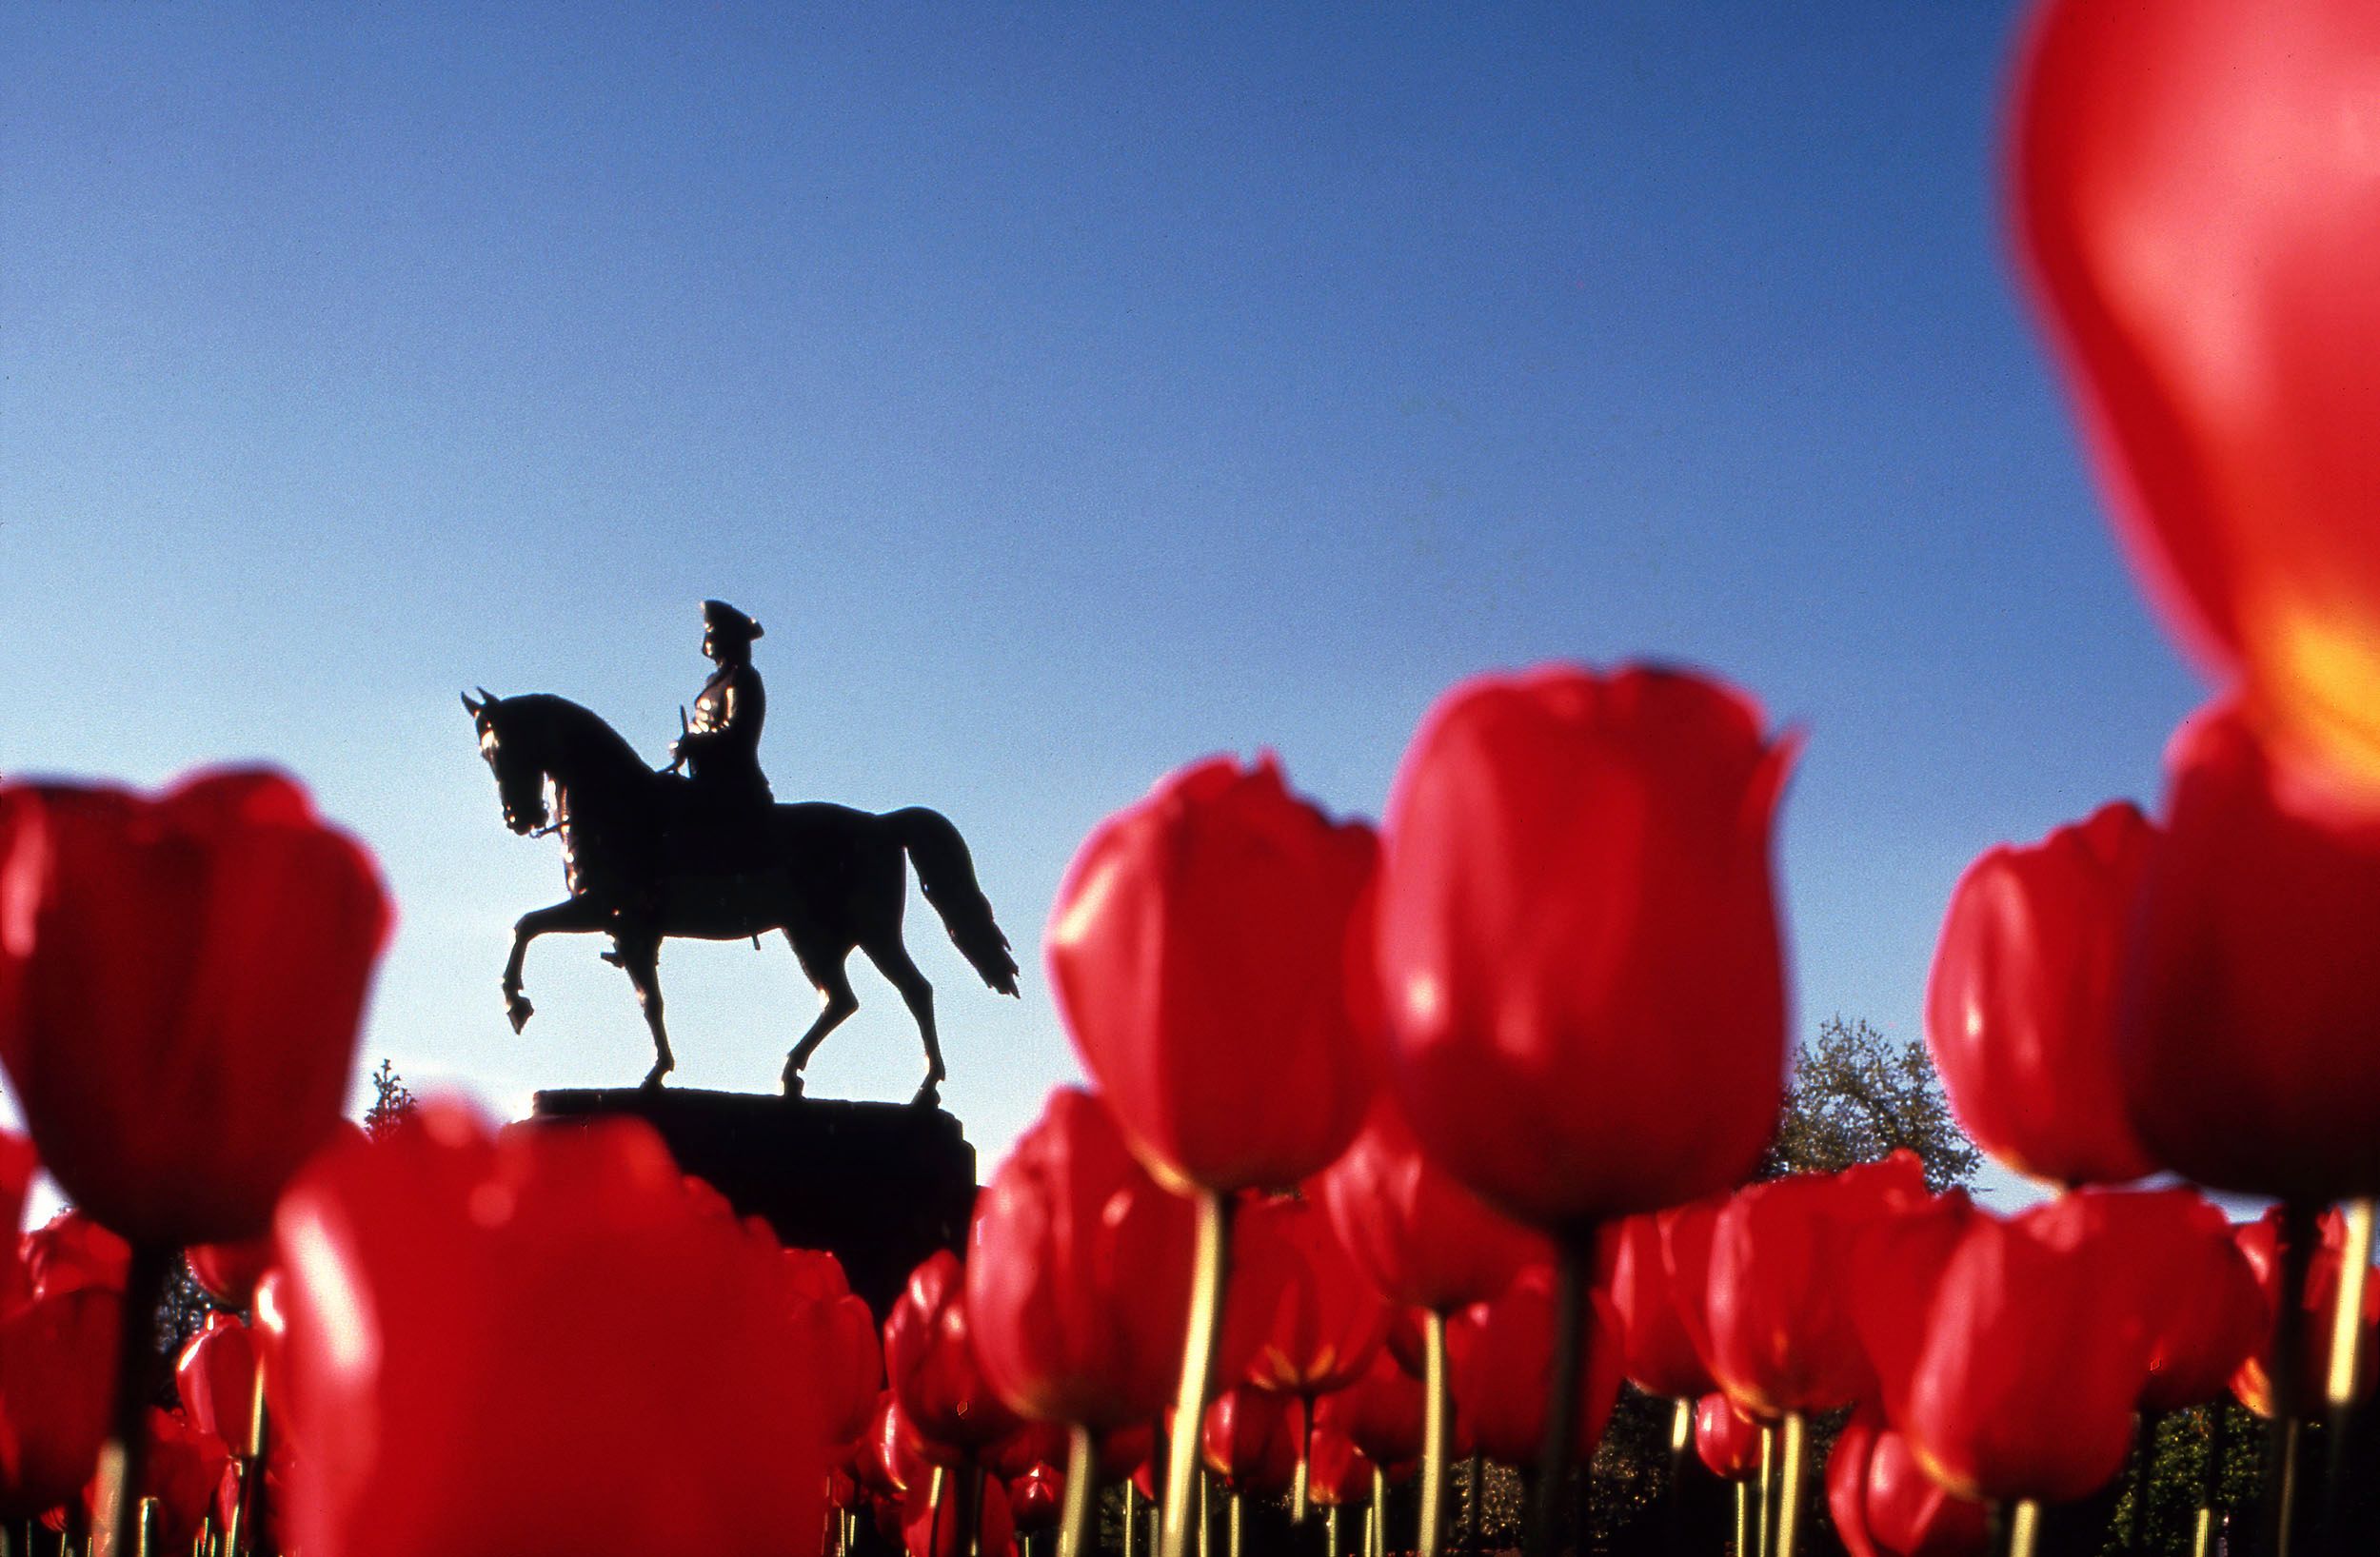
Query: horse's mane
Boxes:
[{"xmin": 505, "ymin": 693, "xmax": 655, "ymax": 783}]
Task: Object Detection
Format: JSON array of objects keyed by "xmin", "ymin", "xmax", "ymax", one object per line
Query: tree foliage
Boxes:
[
  {"xmin": 1760, "ymin": 1015, "xmax": 1980, "ymax": 1193},
  {"xmin": 364, "ymin": 1056, "xmax": 419, "ymax": 1140}
]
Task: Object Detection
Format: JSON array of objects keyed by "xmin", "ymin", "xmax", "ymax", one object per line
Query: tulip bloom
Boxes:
[
  {"xmin": 175, "ymin": 1313, "xmax": 261, "ymax": 1454},
  {"xmin": 1313, "ymin": 1349, "xmax": 1427, "ymax": 1471},
  {"xmin": 185, "ymin": 1234, "xmax": 273, "ymax": 1311},
  {"xmin": 1374, "ymin": 665, "xmax": 1795, "ymax": 1232},
  {"xmin": 2013, "ymin": 0, "xmax": 2380, "ymax": 787},
  {"xmin": 1048, "ymin": 756, "xmax": 1378, "ymax": 1194},
  {"xmin": 0, "ymin": 771, "xmax": 391, "ymax": 1245},
  {"xmin": 1829, "ymin": 1409, "xmax": 1989, "ymax": 1557},
  {"xmin": 2132, "ymin": 1191, "xmax": 2263, "ymax": 1412},
  {"xmin": 886, "ymin": 1251, "xmax": 1023, "ymax": 1462},
  {"xmin": 1234, "ymin": 1194, "xmax": 1390, "ymax": 1399},
  {"xmin": 1443, "ymin": 1263, "xmax": 1624, "ymax": 1468},
  {"xmin": 20, "ymin": 1210, "xmax": 129, "ymax": 1300},
  {"xmin": 967, "ymin": 1088, "xmax": 1199, "ymax": 1429},
  {"xmin": 1925, "ymin": 802, "xmax": 2160, "ymax": 1187},
  {"xmin": 865, "ymin": 1394, "xmax": 932, "ymax": 1499},
  {"xmin": 86, "ymin": 1409, "xmax": 230, "ymax": 1557},
  {"xmin": 2123, "ymin": 701, "xmax": 2380, "ymax": 1197},
  {"xmin": 902, "ymin": 1469, "xmax": 1015, "ymax": 1557},
  {"xmin": 1607, "ymin": 1212, "xmax": 1715, "ymax": 1402},
  {"xmin": 1694, "ymin": 1394, "xmax": 1762, "ymax": 1482},
  {"xmin": 1843, "ymin": 1188, "xmax": 1980, "ymax": 1432},
  {"xmin": 1305, "ymin": 1421, "xmax": 1377, "ymax": 1508},
  {"xmin": 2231, "ymin": 1207, "xmax": 2380, "ymax": 1418},
  {"xmin": 785, "ymin": 1249, "xmax": 883, "ymax": 1451},
  {"xmin": 271, "ymin": 1102, "xmax": 829, "ymax": 1557},
  {"xmin": 1706, "ymin": 1153, "xmax": 1929, "ymax": 1420},
  {"xmin": 1008, "ymin": 1464, "xmax": 1064, "ymax": 1535},
  {"xmin": 0, "ymin": 1141, "xmax": 121, "ymax": 1520},
  {"xmin": 1200, "ymin": 1385, "xmax": 1303, "ymax": 1496}
]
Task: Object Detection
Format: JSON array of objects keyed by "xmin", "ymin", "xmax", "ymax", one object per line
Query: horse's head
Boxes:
[{"xmin": 462, "ymin": 688, "xmax": 549, "ymax": 836}]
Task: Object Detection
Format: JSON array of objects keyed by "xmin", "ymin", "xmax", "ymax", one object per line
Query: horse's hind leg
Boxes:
[
  {"xmin": 782, "ymin": 937, "xmax": 859, "ymax": 1098},
  {"xmin": 863, "ymin": 935, "xmax": 943, "ymax": 1109},
  {"xmin": 614, "ymin": 933, "xmax": 675, "ymax": 1091}
]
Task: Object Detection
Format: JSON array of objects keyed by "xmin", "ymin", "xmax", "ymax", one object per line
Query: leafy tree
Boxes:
[
  {"xmin": 1760, "ymin": 1015, "xmax": 1980, "ymax": 1193},
  {"xmin": 364, "ymin": 1056, "xmax": 418, "ymax": 1139}
]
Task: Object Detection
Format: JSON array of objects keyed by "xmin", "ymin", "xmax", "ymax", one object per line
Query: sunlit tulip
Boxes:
[
  {"xmin": 1844, "ymin": 1188, "xmax": 1980, "ymax": 1431},
  {"xmin": 1008, "ymin": 1464, "xmax": 1064, "ymax": 1535},
  {"xmin": 1200, "ymin": 1385, "xmax": 1302, "ymax": 1496},
  {"xmin": 1925, "ymin": 803, "xmax": 2159, "ymax": 1187},
  {"xmin": 0, "ymin": 772, "xmax": 390, "ymax": 1245},
  {"xmin": 2013, "ymin": 0, "xmax": 2380, "ymax": 786},
  {"xmin": 1313, "ymin": 1349, "xmax": 1426, "ymax": 1471},
  {"xmin": 1655, "ymin": 1196, "xmax": 1725, "ymax": 1380},
  {"xmin": 1694, "ymin": 1394, "xmax": 1762, "ymax": 1482},
  {"xmin": 1707, "ymin": 1154, "xmax": 1928, "ymax": 1419},
  {"xmin": 982, "ymin": 1421, "xmax": 1070, "ymax": 1483},
  {"xmin": 785, "ymin": 1248, "xmax": 883, "ymax": 1450},
  {"xmin": 1235, "ymin": 1194, "xmax": 1390, "ymax": 1398},
  {"xmin": 1443, "ymin": 1264, "xmax": 1624, "ymax": 1467},
  {"xmin": 2132, "ymin": 1191, "xmax": 2263, "ymax": 1412},
  {"xmin": 2231, "ymin": 1207, "xmax": 2380, "ymax": 1418},
  {"xmin": 1902, "ymin": 1195, "xmax": 2162, "ymax": 1505},
  {"xmin": 185, "ymin": 1234, "xmax": 273, "ymax": 1311},
  {"xmin": 864, "ymin": 1394, "xmax": 930, "ymax": 1498},
  {"xmin": 1829, "ymin": 1409, "xmax": 1989, "ymax": 1557},
  {"xmin": 902, "ymin": 1469, "xmax": 1015, "ymax": 1557},
  {"xmin": 1374, "ymin": 665, "xmax": 1795, "ymax": 1232},
  {"xmin": 2119, "ymin": 702, "xmax": 2380, "ymax": 1197},
  {"xmin": 20, "ymin": 1210, "xmax": 129, "ymax": 1300},
  {"xmin": 1048, "ymin": 755, "xmax": 1378, "ymax": 1194},
  {"xmin": 887, "ymin": 1251, "xmax": 1024, "ymax": 1463},
  {"xmin": 272, "ymin": 1102, "xmax": 828, "ymax": 1557},
  {"xmin": 1305, "ymin": 1420, "xmax": 1377, "ymax": 1508},
  {"xmin": 1607, "ymin": 1212, "xmax": 1714, "ymax": 1401},
  {"xmin": 175, "ymin": 1312, "xmax": 261, "ymax": 1453},
  {"xmin": 968, "ymin": 1088, "xmax": 1198, "ymax": 1429}
]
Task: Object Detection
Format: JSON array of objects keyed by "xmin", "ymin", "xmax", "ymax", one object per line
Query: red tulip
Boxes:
[
  {"xmin": 1925, "ymin": 802, "xmax": 2160, "ymax": 1187},
  {"xmin": 174, "ymin": 1312, "xmax": 261, "ymax": 1453},
  {"xmin": 1374, "ymin": 665, "xmax": 1795, "ymax": 1231},
  {"xmin": 886, "ymin": 1250, "xmax": 1023, "ymax": 1461},
  {"xmin": 1305, "ymin": 1420, "xmax": 1377, "ymax": 1508},
  {"xmin": 1235, "ymin": 1194, "xmax": 1390, "ymax": 1398},
  {"xmin": 1314, "ymin": 1009, "xmax": 1547, "ymax": 1316},
  {"xmin": 1706, "ymin": 1154, "xmax": 1929, "ymax": 1419},
  {"xmin": 967, "ymin": 1087, "xmax": 1200, "ymax": 1429},
  {"xmin": 1693, "ymin": 1394, "xmax": 1763, "ymax": 1482},
  {"xmin": 20, "ymin": 1210, "xmax": 129, "ymax": 1300},
  {"xmin": 212, "ymin": 1438, "xmax": 292, "ymax": 1556},
  {"xmin": 2131, "ymin": 1191, "xmax": 2263, "ymax": 1412},
  {"xmin": 1048, "ymin": 756, "xmax": 1378, "ymax": 1193},
  {"xmin": 0, "ymin": 1272, "xmax": 120, "ymax": 1518},
  {"xmin": 0, "ymin": 772, "xmax": 391, "ymax": 1245},
  {"xmin": 2122, "ymin": 701, "xmax": 2380, "ymax": 1197},
  {"xmin": 1844, "ymin": 1189, "xmax": 1982, "ymax": 1432},
  {"xmin": 1655, "ymin": 1196, "xmax": 1725, "ymax": 1380},
  {"xmin": 902, "ymin": 1469, "xmax": 1015, "ymax": 1557},
  {"xmin": 270, "ymin": 1101, "xmax": 829, "ymax": 1557},
  {"xmin": 1829, "ymin": 1409, "xmax": 1989, "ymax": 1557},
  {"xmin": 785, "ymin": 1248, "xmax": 883, "ymax": 1449},
  {"xmin": 1200, "ymin": 1385, "xmax": 1302, "ymax": 1496},
  {"xmin": 864, "ymin": 1394, "xmax": 931, "ymax": 1498},
  {"xmin": 2231, "ymin": 1207, "xmax": 2380, "ymax": 1418},
  {"xmin": 1313, "ymin": 1349, "xmax": 1427, "ymax": 1470},
  {"xmin": 2013, "ymin": 0, "xmax": 2380, "ymax": 788},
  {"xmin": 1097, "ymin": 1423, "xmax": 1155, "ymax": 1484},
  {"xmin": 1008, "ymin": 1464, "xmax": 1064, "ymax": 1535},
  {"xmin": 982, "ymin": 1421, "xmax": 1070, "ymax": 1483},
  {"xmin": 1607, "ymin": 1212, "xmax": 1715, "ymax": 1401},
  {"xmin": 1443, "ymin": 1263, "xmax": 1625, "ymax": 1467},
  {"xmin": 1901, "ymin": 1195, "xmax": 2163, "ymax": 1505},
  {"xmin": 185, "ymin": 1234, "xmax": 273, "ymax": 1311},
  {"xmin": 88, "ymin": 1409, "xmax": 231, "ymax": 1557}
]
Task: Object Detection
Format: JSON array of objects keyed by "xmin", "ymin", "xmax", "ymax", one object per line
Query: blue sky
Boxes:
[{"xmin": 1, "ymin": 4, "xmax": 2205, "ymax": 1201}]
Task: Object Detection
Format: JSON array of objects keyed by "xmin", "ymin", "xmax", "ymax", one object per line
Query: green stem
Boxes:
[
  {"xmin": 1160, "ymin": 1192, "xmax": 1233, "ymax": 1557},
  {"xmin": 1524, "ymin": 1232, "xmax": 1594, "ymax": 1557},
  {"xmin": 1059, "ymin": 1425, "xmax": 1097, "ymax": 1557},
  {"xmin": 1419, "ymin": 1310, "xmax": 1450, "ymax": 1557}
]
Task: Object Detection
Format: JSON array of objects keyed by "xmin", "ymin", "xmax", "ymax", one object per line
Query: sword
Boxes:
[{"xmin": 664, "ymin": 705, "xmax": 690, "ymax": 773}]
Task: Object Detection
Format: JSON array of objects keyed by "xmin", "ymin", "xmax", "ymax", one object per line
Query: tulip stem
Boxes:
[
  {"xmin": 225, "ymin": 1365, "xmax": 268, "ymax": 1557},
  {"xmin": 1292, "ymin": 1399, "xmax": 1311, "ymax": 1525},
  {"xmin": 2319, "ymin": 1197, "xmax": 2375, "ymax": 1549},
  {"xmin": 1228, "ymin": 1490, "xmax": 1242, "ymax": 1557},
  {"xmin": 1370, "ymin": 1465, "xmax": 1386, "ymax": 1557},
  {"xmin": 1773, "ymin": 1411, "xmax": 1805, "ymax": 1557},
  {"xmin": 1059, "ymin": 1425, "xmax": 1097, "ymax": 1557},
  {"xmin": 1161, "ymin": 1191, "xmax": 1234, "ymax": 1557},
  {"xmin": 2193, "ymin": 1399, "xmax": 2230, "ymax": 1557},
  {"xmin": 1419, "ymin": 1310, "xmax": 1450, "ymax": 1557},
  {"xmin": 2264, "ymin": 1201, "xmax": 2321, "ymax": 1557},
  {"xmin": 1755, "ymin": 1425, "xmax": 1775, "ymax": 1557},
  {"xmin": 1734, "ymin": 1479, "xmax": 1749, "ymax": 1557},
  {"xmin": 1326, "ymin": 1504, "xmax": 1339, "ymax": 1557},
  {"xmin": 1663, "ymin": 1395, "xmax": 1692, "ymax": 1548},
  {"xmin": 2123, "ymin": 1409, "xmax": 2152, "ymax": 1553},
  {"xmin": 1126, "ymin": 1472, "xmax": 1142, "ymax": 1557},
  {"xmin": 2006, "ymin": 1498, "xmax": 2039, "ymax": 1557},
  {"xmin": 1524, "ymin": 1231, "xmax": 1594, "ymax": 1557},
  {"xmin": 96, "ymin": 1241, "xmax": 174, "ymax": 1557}
]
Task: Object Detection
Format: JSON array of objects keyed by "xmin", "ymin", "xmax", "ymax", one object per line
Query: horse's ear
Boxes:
[
  {"xmin": 477, "ymin": 686, "xmax": 496, "ymax": 706},
  {"xmin": 461, "ymin": 691, "xmax": 480, "ymax": 716}
]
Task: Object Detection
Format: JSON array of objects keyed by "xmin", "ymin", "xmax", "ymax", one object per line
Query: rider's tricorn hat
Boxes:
[{"xmin": 702, "ymin": 599, "xmax": 764, "ymax": 641}]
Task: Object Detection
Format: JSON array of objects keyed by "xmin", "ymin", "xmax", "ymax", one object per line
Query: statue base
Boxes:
[{"xmin": 525, "ymin": 1087, "xmax": 976, "ymax": 1320}]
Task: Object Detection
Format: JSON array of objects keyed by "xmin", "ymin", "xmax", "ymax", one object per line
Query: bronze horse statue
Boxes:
[{"xmin": 463, "ymin": 690, "xmax": 1019, "ymax": 1104}]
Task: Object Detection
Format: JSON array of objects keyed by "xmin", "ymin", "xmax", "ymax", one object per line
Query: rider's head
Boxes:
[{"xmin": 701, "ymin": 600, "xmax": 764, "ymax": 664}]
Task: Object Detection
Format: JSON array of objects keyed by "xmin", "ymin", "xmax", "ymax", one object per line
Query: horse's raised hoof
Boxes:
[
  {"xmin": 640, "ymin": 1062, "xmax": 672, "ymax": 1092},
  {"xmin": 782, "ymin": 1066, "xmax": 806, "ymax": 1100},
  {"xmin": 910, "ymin": 1078, "xmax": 942, "ymax": 1110},
  {"xmin": 505, "ymin": 992, "xmax": 534, "ymax": 1034}
]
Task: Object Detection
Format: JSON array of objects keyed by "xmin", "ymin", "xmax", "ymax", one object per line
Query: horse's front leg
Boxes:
[
  {"xmin": 614, "ymin": 930, "xmax": 674, "ymax": 1090},
  {"xmin": 503, "ymin": 897, "xmax": 611, "ymax": 1033}
]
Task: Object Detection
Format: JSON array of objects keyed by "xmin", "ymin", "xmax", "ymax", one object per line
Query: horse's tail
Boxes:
[{"xmin": 891, "ymin": 807, "xmax": 1021, "ymax": 996}]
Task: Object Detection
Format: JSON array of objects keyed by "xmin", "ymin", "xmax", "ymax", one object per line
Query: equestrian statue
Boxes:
[{"xmin": 464, "ymin": 601, "xmax": 1019, "ymax": 1106}]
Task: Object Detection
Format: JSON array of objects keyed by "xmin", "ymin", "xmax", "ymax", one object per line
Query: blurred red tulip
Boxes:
[
  {"xmin": 1444, "ymin": 1263, "xmax": 1625, "ymax": 1467},
  {"xmin": 968, "ymin": 1087, "xmax": 1199, "ymax": 1429},
  {"xmin": 1235, "ymin": 1194, "xmax": 1390, "ymax": 1398},
  {"xmin": 87, "ymin": 1409, "xmax": 231, "ymax": 1557},
  {"xmin": 212, "ymin": 1437, "xmax": 292, "ymax": 1556},
  {"xmin": 1845, "ymin": 1189, "xmax": 1981, "ymax": 1431},
  {"xmin": 0, "ymin": 772, "xmax": 391, "ymax": 1245},
  {"xmin": 1008, "ymin": 1463, "xmax": 1064, "ymax": 1535},
  {"xmin": 1373, "ymin": 665, "xmax": 1795, "ymax": 1232},
  {"xmin": 886, "ymin": 1251, "xmax": 1023, "ymax": 1461},
  {"xmin": 1313, "ymin": 1349, "xmax": 1426, "ymax": 1470},
  {"xmin": 1314, "ymin": 1016, "xmax": 1546, "ymax": 1315},
  {"xmin": 1048, "ymin": 756, "xmax": 1378, "ymax": 1193},
  {"xmin": 1305, "ymin": 1420, "xmax": 1377, "ymax": 1508},
  {"xmin": 2231, "ymin": 1206, "xmax": 2380, "ymax": 1418},
  {"xmin": 902, "ymin": 1469, "xmax": 1015, "ymax": 1557},
  {"xmin": 1829, "ymin": 1408, "xmax": 1989, "ymax": 1557},
  {"xmin": 1607, "ymin": 1212, "xmax": 1715, "ymax": 1401},
  {"xmin": 1097, "ymin": 1423, "xmax": 1155, "ymax": 1484},
  {"xmin": 271, "ymin": 1101, "xmax": 828, "ymax": 1557},
  {"xmin": 0, "ymin": 1192, "xmax": 119, "ymax": 1521},
  {"xmin": 185, "ymin": 1233, "xmax": 273, "ymax": 1311},
  {"xmin": 864, "ymin": 1394, "xmax": 930, "ymax": 1498},
  {"xmin": 2122, "ymin": 701, "xmax": 2380, "ymax": 1197},
  {"xmin": 2128, "ymin": 1191, "xmax": 2264, "ymax": 1412},
  {"xmin": 1200, "ymin": 1385, "xmax": 1302, "ymax": 1496},
  {"xmin": 20, "ymin": 1210, "xmax": 129, "ymax": 1300},
  {"xmin": 175, "ymin": 1312, "xmax": 261, "ymax": 1452},
  {"xmin": 1693, "ymin": 1394, "xmax": 1763, "ymax": 1482},
  {"xmin": 784, "ymin": 1248, "xmax": 883, "ymax": 1449},
  {"xmin": 1926, "ymin": 803, "xmax": 2160, "ymax": 1187},
  {"xmin": 2013, "ymin": 0, "xmax": 2380, "ymax": 788},
  {"xmin": 1655, "ymin": 1196, "xmax": 1724, "ymax": 1380},
  {"xmin": 1707, "ymin": 1154, "xmax": 1929, "ymax": 1419},
  {"xmin": 982, "ymin": 1421, "xmax": 1070, "ymax": 1484},
  {"xmin": 1902, "ymin": 1194, "xmax": 2164, "ymax": 1505}
]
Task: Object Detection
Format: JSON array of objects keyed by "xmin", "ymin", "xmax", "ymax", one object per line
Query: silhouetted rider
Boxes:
[{"xmin": 670, "ymin": 599, "xmax": 773, "ymax": 813}]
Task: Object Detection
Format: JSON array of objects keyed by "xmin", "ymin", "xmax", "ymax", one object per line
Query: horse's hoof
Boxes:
[
  {"xmin": 910, "ymin": 1079, "xmax": 942, "ymax": 1110},
  {"xmin": 782, "ymin": 1070, "xmax": 806, "ymax": 1100},
  {"xmin": 640, "ymin": 1061, "xmax": 672, "ymax": 1092},
  {"xmin": 505, "ymin": 994, "xmax": 534, "ymax": 1034}
]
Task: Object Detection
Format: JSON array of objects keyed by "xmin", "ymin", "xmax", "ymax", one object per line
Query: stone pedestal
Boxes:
[{"xmin": 526, "ymin": 1087, "xmax": 977, "ymax": 1320}]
